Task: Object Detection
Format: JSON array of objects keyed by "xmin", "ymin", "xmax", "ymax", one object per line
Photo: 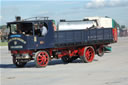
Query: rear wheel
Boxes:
[
  {"xmin": 97, "ymin": 46, "xmax": 104, "ymax": 57},
  {"xmin": 12, "ymin": 56, "xmax": 27, "ymax": 67},
  {"xmin": 35, "ymin": 50, "xmax": 49, "ymax": 68},
  {"xmin": 80, "ymin": 46, "xmax": 95, "ymax": 63}
]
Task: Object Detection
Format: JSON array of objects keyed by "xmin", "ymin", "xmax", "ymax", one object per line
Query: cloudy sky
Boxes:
[{"xmin": 0, "ymin": 0, "xmax": 128, "ymax": 26}]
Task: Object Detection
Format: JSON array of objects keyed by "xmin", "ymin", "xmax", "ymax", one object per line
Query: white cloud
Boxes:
[
  {"xmin": 86, "ymin": 0, "xmax": 128, "ymax": 8},
  {"xmin": 86, "ymin": 0, "xmax": 105, "ymax": 8},
  {"xmin": 108, "ymin": 0, "xmax": 120, "ymax": 6}
]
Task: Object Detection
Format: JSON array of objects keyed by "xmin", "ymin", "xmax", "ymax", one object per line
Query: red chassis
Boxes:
[{"xmin": 11, "ymin": 44, "xmax": 106, "ymax": 67}]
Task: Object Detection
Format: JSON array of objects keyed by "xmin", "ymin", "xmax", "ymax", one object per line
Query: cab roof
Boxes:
[
  {"xmin": 7, "ymin": 19, "xmax": 53, "ymax": 24},
  {"xmin": 7, "ymin": 16, "xmax": 54, "ymax": 24}
]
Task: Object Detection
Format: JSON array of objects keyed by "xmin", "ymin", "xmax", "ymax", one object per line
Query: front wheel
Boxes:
[
  {"xmin": 80, "ymin": 46, "xmax": 95, "ymax": 63},
  {"xmin": 12, "ymin": 56, "xmax": 27, "ymax": 67},
  {"xmin": 35, "ymin": 50, "xmax": 50, "ymax": 68}
]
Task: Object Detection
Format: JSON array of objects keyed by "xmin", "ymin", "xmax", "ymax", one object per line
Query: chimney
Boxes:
[{"xmin": 15, "ymin": 16, "xmax": 21, "ymax": 21}]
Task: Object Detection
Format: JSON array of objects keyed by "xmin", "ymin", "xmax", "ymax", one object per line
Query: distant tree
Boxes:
[
  {"xmin": 0, "ymin": 25, "xmax": 7, "ymax": 29},
  {"xmin": 0, "ymin": 25, "xmax": 8, "ymax": 42}
]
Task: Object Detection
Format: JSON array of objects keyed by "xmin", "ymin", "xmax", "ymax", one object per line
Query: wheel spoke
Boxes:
[
  {"xmin": 41, "ymin": 59, "xmax": 45, "ymax": 65},
  {"xmin": 39, "ymin": 60, "xmax": 43, "ymax": 64}
]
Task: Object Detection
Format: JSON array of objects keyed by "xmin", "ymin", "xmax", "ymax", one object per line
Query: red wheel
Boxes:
[
  {"xmin": 97, "ymin": 46, "xmax": 104, "ymax": 57},
  {"xmin": 35, "ymin": 51, "xmax": 49, "ymax": 67},
  {"xmin": 81, "ymin": 46, "xmax": 95, "ymax": 63}
]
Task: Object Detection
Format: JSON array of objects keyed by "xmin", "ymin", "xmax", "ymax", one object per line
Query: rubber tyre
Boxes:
[
  {"xmin": 35, "ymin": 50, "xmax": 50, "ymax": 68},
  {"xmin": 97, "ymin": 46, "xmax": 104, "ymax": 57},
  {"xmin": 80, "ymin": 46, "xmax": 95, "ymax": 63},
  {"xmin": 12, "ymin": 56, "xmax": 27, "ymax": 67}
]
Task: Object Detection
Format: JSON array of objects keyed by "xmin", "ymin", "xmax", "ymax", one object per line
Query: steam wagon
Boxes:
[{"xmin": 7, "ymin": 17, "xmax": 118, "ymax": 67}]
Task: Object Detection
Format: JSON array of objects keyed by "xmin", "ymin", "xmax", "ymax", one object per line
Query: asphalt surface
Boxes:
[{"xmin": 0, "ymin": 37, "xmax": 128, "ymax": 85}]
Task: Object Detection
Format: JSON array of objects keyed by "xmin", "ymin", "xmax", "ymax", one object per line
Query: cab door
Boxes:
[{"xmin": 33, "ymin": 21, "xmax": 55, "ymax": 49}]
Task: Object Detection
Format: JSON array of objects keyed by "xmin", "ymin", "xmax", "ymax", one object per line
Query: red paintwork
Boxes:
[
  {"xmin": 99, "ymin": 47, "xmax": 102, "ymax": 54},
  {"xmin": 99, "ymin": 45, "xmax": 104, "ymax": 54},
  {"xmin": 47, "ymin": 47, "xmax": 82, "ymax": 58},
  {"xmin": 49, "ymin": 49, "xmax": 53, "ymax": 57},
  {"xmin": 36, "ymin": 51, "xmax": 49, "ymax": 67},
  {"xmin": 85, "ymin": 47, "xmax": 95, "ymax": 62},
  {"xmin": 69, "ymin": 50, "xmax": 78, "ymax": 57},
  {"xmin": 11, "ymin": 45, "xmax": 101, "ymax": 61},
  {"xmin": 11, "ymin": 50, "xmax": 33, "ymax": 55},
  {"xmin": 78, "ymin": 47, "xmax": 85, "ymax": 56},
  {"xmin": 11, "ymin": 50, "xmax": 18, "ymax": 54},
  {"xmin": 57, "ymin": 50, "xmax": 69, "ymax": 58},
  {"xmin": 112, "ymin": 28, "xmax": 118, "ymax": 42}
]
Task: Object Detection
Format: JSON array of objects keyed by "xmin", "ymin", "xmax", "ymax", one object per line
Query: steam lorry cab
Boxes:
[{"xmin": 7, "ymin": 17, "xmax": 118, "ymax": 67}]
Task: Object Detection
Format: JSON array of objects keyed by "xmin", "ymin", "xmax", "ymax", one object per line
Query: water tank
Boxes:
[{"xmin": 58, "ymin": 20, "xmax": 97, "ymax": 30}]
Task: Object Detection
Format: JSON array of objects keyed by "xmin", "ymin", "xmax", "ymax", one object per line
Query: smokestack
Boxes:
[{"xmin": 15, "ymin": 16, "xmax": 21, "ymax": 21}]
